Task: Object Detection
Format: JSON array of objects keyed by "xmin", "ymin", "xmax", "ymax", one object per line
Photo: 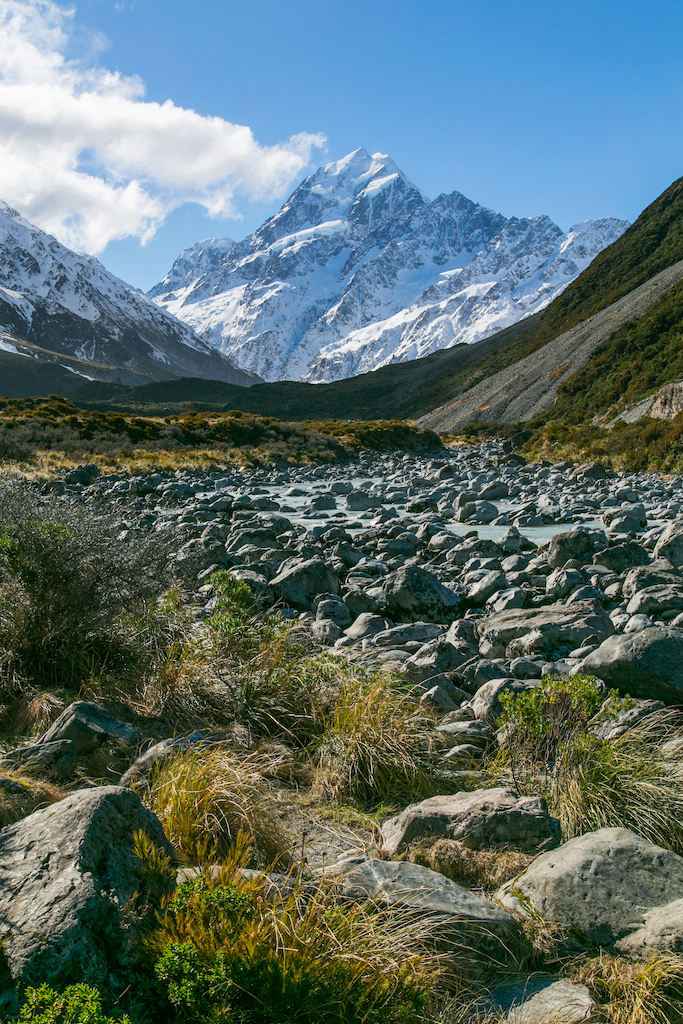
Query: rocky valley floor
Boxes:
[{"xmin": 3, "ymin": 443, "xmax": 683, "ymax": 1022}]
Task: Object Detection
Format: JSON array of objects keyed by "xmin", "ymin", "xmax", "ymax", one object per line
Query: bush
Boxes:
[
  {"xmin": 18, "ymin": 983, "xmax": 132, "ymax": 1023},
  {"xmin": 151, "ymin": 838, "xmax": 444, "ymax": 1024},
  {"xmin": 492, "ymin": 677, "xmax": 683, "ymax": 851},
  {"xmin": 498, "ymin": 674, "xmax": 610, "ymax": 788},
  {"xmin": 0, "ymin": 481, "xmax": 171, "ymax": 695},
  {"xmin": 314, "ymin": 675, "xmax": 441, "ymax": 809},
  {"xmin": 134, "ymin": 747, "xmax": 290, "ymax": 866}
]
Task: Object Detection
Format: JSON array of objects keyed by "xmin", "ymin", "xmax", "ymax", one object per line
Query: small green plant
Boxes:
[
  {"xmin": 18, "ymin": 983, "xmax": 132, "ymax": 1023},
  {"xmin": 498, "ymin": 673, "xmax": 609, "ymax": 783},
  {"xmin": 151, "ymin": 837, "xmax": 444, "ymax": 1024}
]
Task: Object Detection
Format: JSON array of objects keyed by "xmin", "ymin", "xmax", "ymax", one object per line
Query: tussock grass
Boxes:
[
  {"xmin": 134, "ymin": 747, "xmax": 290, "ymax": 866},
  {"xmin": 314, "ymin": 675, "xmax": 441, "ymax": 809},
  {"xmin": 150, "ymin": 835, "xmax": 448, "ymax": 1024},
  {"xmin": 401, "ymin": 838, "xmax": 535, "ymax": 894},
  {"xmin": 569, "ymin": 951, "xmax": 683, "ymax": 1024},
  {"xmin": 0, "ymin": 770, "xmax": 64, "ymax": 828}
]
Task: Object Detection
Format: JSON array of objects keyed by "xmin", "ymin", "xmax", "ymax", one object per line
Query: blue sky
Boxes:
[{"xmin": 5, "ymin": 0, "xmax": 683, "ymax": 289}]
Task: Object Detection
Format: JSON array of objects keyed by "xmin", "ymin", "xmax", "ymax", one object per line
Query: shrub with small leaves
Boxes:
[{"xmin": 18, "ymin": 983, "xmax": 132, "ymax": 1023}]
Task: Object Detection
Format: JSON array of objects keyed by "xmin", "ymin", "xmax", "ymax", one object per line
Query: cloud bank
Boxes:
[{"xmin": 0, "ymin": 0, "xmax": 326, "ymax": 252}]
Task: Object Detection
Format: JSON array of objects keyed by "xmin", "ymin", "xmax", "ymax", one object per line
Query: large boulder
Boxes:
[
  {"xmin": 478, "ymin": 602, "xmax": 614, "ymax": 659},
  {"xmin": 381, "ymin": 788, "xmax": 559, "ymax": 857},
  {"xmin": 491, "ymin": 979, "xmax": 594, "ymax": 1024},
  {"xmin": 622, "ymin": 560, "xmax": 681, "ymax": 599},
  {"xmin": 497, "ymin": 828, "xmax": 683, "ymax": 950},
  {"xmin": 546, "ymin": 527, "xmax": 607, "ymax": 569},
  {"xmin": 41, "ymin": 702, "xmax": 139, "ymax": 754},
  {"xmin": 654, "ymin": 521, "xmax": 683, "ymax": 568},
  {"xmin": 381, "ymin": 566, "xmax": 461, "ymax": 623},
  {"xmin": 270, "ymin": 557, "xmax": 339, "ymax": 609},
  {"xmin": 625, "ymin": 584, "xmax": 683, "ymax": 618},
  {"xmin": 0, "ymin": 787, "xmax": 174, "ymax": 1008},
  {"xmin": 331, "ymin": 856, "xmax": 517, "ymax": 947},
  {"xmin": 581, "ymin": 627, "xmax": 683, "ymax": 702}
]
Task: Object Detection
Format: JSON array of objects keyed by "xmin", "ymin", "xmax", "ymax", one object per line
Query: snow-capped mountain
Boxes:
[
  {"xmin": 149, "ymin": 149, "xmax": 629, "ymax": 384},
  {"xmin": 0, "ymin": 203, "xmax": 260, "ymax": 386}
]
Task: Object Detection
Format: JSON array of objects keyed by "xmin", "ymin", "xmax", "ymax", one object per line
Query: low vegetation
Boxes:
[
  {"xmin": 0, "ymin": 396, "xmax": 442, "ymax": 473},
  {"xmin": 487, "ymin": 675, "xmax": 683, "ymax": 852}
]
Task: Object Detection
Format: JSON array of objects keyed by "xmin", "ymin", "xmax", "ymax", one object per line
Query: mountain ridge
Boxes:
[{"xmin": 0, "ymin": 202, "xmax": 260, "ymax": 388}]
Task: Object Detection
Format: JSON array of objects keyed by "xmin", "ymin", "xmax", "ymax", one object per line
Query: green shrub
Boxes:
[
  {"xmin": 498, "ymin": 674, "xmax": 612, "ymax": 786},
  {"xmin": 18, "ymin": 983, "xmax": 132, "ymax": 1023},
  {"xmin": 492, "ymin": 677, "xmax": 683, "ymax": 850},
  {"xmin": 151, "ymin": 839, "xmax": 444, "ymax": 1024}
]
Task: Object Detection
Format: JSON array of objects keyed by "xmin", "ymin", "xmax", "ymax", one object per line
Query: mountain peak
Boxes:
[{"xmin": 149, "ymin": 151, "xmax": 628, "ymax": 383}]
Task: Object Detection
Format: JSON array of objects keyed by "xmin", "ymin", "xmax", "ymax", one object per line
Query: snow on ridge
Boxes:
[{"xmin": 149, "ymin": 147, "xmax": 630, "ymax": 384}]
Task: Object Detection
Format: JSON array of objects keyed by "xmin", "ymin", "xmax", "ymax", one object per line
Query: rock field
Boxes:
[{"xmin": 6, "ymin": 441, "xmax": 683, "ymax": 1019}]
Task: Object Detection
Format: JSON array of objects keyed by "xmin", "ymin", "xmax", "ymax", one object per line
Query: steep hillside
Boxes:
[
  {"xmin": 0, "ymin": 203, "xmax": 260, "ymax": 389},
  {"xmin": 150, "ymin": 148, "xmax": 626, "ymax": 382}
]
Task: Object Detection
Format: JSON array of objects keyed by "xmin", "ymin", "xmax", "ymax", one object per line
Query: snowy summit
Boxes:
[{"xmin": 149, "ymin": 149, "xmax": 629, "ymax": 383}]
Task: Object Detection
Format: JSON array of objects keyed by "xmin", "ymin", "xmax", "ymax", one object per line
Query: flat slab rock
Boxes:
[
  {"xmin": 381, "ymin": 788, "xmax": 559, "ymax": 857},
  {"xmin": 0, "ymin": 786, "xmax": 174, "ymax": 1006},
  {"xmin": 329, "ymin": 856, "xmax": 516, "ymax": 943},
  {"xmin": 497, "ymin": 827, "xmax": 683, "ymax": 951}
]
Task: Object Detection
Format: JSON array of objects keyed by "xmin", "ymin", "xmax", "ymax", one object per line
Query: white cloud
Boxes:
[{"xmin": 0, "ymin": 0, "xmax": 326, "ymax": 252}]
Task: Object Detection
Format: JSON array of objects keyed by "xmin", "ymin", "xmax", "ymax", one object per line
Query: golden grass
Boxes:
[
  {"xmin": 0, "ymin": 770, "xmax": 65, "ymax": 828},
  {"xmin": 569, "ymin": 951, "xmax": 683, "ymax": 1024},
  {"xmin": 401, "ymin": 838, "xmax": 535, "ymax": 894},
  {"xmin": 134, "ymin": 746, "xmax": 290, "ymax": 867}
]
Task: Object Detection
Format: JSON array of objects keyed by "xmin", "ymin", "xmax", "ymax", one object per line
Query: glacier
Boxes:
[{"xmin": 149, "ymin": 148, "xmax": 629, "ymax": 383}]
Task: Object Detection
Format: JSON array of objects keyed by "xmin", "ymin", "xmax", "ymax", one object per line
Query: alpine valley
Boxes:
[{"xmin": 149, "ymin": 148, "xmax": 628, "ymax": 383}]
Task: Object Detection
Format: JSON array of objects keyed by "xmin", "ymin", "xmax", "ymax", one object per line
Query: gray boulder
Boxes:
[
  {"xmin": 331, "ymin": 857, "xmax": 517, "ymax": 945},
  {"xmin": 381, "ymin": 565, "xmax": 461, "ymax": 623},
  {"xmin": 654, "ymin": 521, "xmax": 683, "ymax": 568},
  {"xmin": 478, "ymin": 601, "xmax": 614, "ymax": 659},
  {"xmin": 381, "ymin": 788, "xmax": 558, "ymax": 857},
  {"xmin": 119, "ymin": 732, "xmax": 207, "ymax": 786},
  {"xmin": 270, "ymin": 557, "xmax": 339, "ymax": 609},
  {"xmin": 625, "ymin": 584, "xmax": 683, "ymax": 618},
  {"xmin": 174, "ymin": 537, "xmax": 230, "ymax": 574},
  {"xmin": 0, "ymin": 740, "xmax": 77, "ymax": 779},
  {"xmin": 497, "ymin": 827, "xmax": 683, "ymax": 949},
  {"xmin": 468, "ymin": 677, "xmax": 537, "ymax": 726},
  {"xmin": 0, "ymin": 787, "xmax": 174, "ymax": 1005},
  {"xmin": 42, "ymin": 702, "xmax": 139, "ymax": 754},
  {"xmin": 622, "ymin": 560, "xmax": 681, "ymax": 599},
  {"xmin": 582, "ymin": 627, "xmax": 683, "ymax": 702},
  {"xmin": 547, "ymin": 527, "xmax": 607, "ymax": 569},
  {"xmin": 490, "ymin": 979, "xmax": 594, "ymax": 1024}
]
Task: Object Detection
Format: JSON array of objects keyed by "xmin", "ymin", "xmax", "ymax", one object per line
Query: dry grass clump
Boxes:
[
  {"xmin": 149, "ymin": 835, "xmax": 448, "ymax": 1024},
  {"xmin": 569, "ymin": 951, "xmax": 683, "ymax": 1024},
  {"xmin": 134, "ymin": 747, "xmax": 290, "ymax": 867},
  {"xmin": 0, "ymin": 771, "xmax": 64, "ymax": 828},
  {"xmin": 313, "ymin": 675, "xmax": 440, "ymax": 809},
  {"xmin": 401, "ymin": 838, "xmax": 534, "ymax": 894}
]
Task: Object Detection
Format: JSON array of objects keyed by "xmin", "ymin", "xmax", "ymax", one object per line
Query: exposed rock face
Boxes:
[
  {"xmin": 650, "ymin": 380, "xmax": 683, "ymax": 420},
  {"xmin": 381, "ymin": 788, "xmax": 559, "ymax": 857},
  {"xmin": 497, "ymin": 828, "xmax": 683, "ymax": 950},
  {"xmin": 0, "ymin": 787, "xmax": 174, "ymax": 1007}
]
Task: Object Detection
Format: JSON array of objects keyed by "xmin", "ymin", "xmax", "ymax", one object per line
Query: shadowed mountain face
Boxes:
[
  {"xmin": 0, "ymin": 202, "xmax": 261, "ymax": 389},
  {"xmin": 149, "ymin": 148, "xmax": 627, "ymax": 383}
]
